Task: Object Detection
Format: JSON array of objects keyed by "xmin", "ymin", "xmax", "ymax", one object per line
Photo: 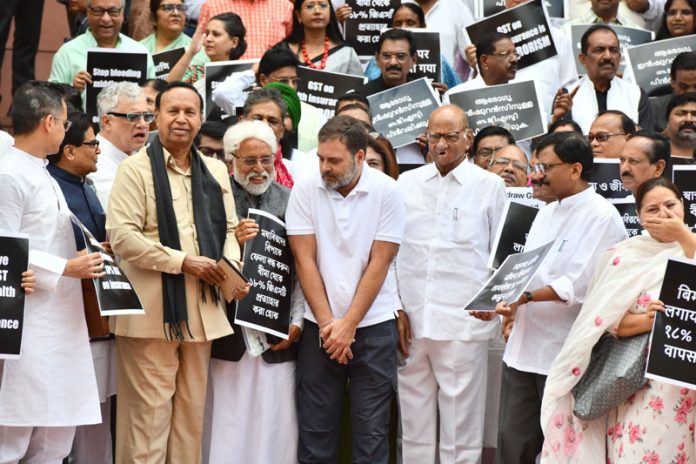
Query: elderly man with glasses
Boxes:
[
  {"xmin": 587, "ymin": 110, "xmax": 637, "ymax": 158},
  {"xmin": 88, "ymin": 81, "xmax": 152, "ymax": 209},
  {"xmin": 395, "ymin": 105, "xmax": 507, "ymax": 463},
  {"xmin": 202, "ymin": 119, "xmax": 303, "ymax": 464},
  {"xmin": 49, "ymin": 0, "xmax": 155, "ymax": 90},
  {"xmin": 488, "ymin": 144, "xmax": 529, "ymax": 187}
]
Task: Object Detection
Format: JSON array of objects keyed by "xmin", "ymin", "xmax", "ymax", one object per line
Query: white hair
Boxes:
[
  {"xmin": 96, "ymin": 81, "xmax": 144, "ymax": 128},
  {"xmin": 223, "ymin": 120, "xmax": 278, "ymax": 158}
]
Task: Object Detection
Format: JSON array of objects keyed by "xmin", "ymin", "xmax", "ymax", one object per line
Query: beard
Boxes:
[
  {"xmin": 322, "ymin": 156, "xmax": 358, "ymax": 191},
  {"xmin": 234, "ymin": 169, "xmax": 274, "ymax": 196}
]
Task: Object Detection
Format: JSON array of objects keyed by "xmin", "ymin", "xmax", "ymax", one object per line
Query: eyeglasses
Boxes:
[
  {"xmin": 475, "ymin": 146, "xmax": 505, "ymax": 159},
  {"xmin": 302, "ymin": 1, "xmax": 329, "ymax": 10},
  {"xmin": 88, "ymin": 6, "xmax": 124, "ymax": 17},
  {"xmin": 378, "ymin": 52, "xmax": 410, "ymax": 63},
  {"xmin": 270, "ymin": 77, "xmax": 302, "ymax": 86},
  {"xmin": 489, "ymin": 157, "xmax": 528, "ymax": 172},
  {"xmin": 426, "ymin": 129, "xmax": 466, "ymax": 144},
  {"xmin": 79, "ymin": 139, "xmax": 100, "ymax": 150},
  {"xmin": 532, "ymin": 162, "xmax": 565, "ymax": 174},
  {"xmin": 159, "ymin": 3, "xmax": 187, "ymax": 13},
  {"xmin": 107, "ymin": 112, "xmax": 155, "ymax": 123},
  {"xmin": 199, "ymin": 147, "xmax": 225, "ymax": 159},
  {"xmin": 586, "ymin": 132, "xmax": 625, "ymax": 142},
  {"xmin": 232, "ymin": 154, "xmax": 275, "ymax": 166},
  {"xmin": 489, "ymin": 50, "xmax": 518, "ymax": 60},
  {"xmin": 53, "ymin": 116, "xmax": 72, "ymax": 132}
]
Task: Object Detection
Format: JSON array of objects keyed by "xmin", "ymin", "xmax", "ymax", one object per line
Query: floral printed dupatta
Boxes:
[{"xmin": 540, "ymin": 235, "xmax": 685, "ymax": 463}]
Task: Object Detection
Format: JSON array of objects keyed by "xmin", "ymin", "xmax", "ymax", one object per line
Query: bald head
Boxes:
[{"xmin": 426, "ymin": 105, "xmax": 472, "ymax": 176}]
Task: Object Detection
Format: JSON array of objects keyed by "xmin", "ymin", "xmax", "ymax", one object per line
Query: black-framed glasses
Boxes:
[
  {"xmin": 232, "ymin": 154, "xmax": 275, "ymax": 166},
  {"xmin": 88, "ymin": 6, "xmax": 124, "ymax": 17},
  {"xmin": 489, "ymin": 157, "xmax": 528, "ymax": 172},
  {"xmin": 270, "ymin": 77, "xmax": 301, "ymax": 86},
  {"xmin": 199, "ymin": 147, "xmax": 225, "ymax": 159},
  {"xmin": 426, "ymin": 129, "xmax": 466, "ymax": 144},
  {"xmin": 79, "ymin": 139, "xmax": 100, "ymax": 150},
  {"xmin": 476, "ymin": 146, "xmax": 505, "ymax": 159},
  {"xmin": 532, "ymin": 162, "xmax": 565, "ymax": 174},
  {"xmin": 586, "ymin": 132, "xmax": 625, "ymax": 142},
  {"xmin": 107, "ymin": 112, "xmax": 155, "ymax": 123},
  {"xmin": 160, "ymin": 3, "xmax": 187, "ymax": 13}
]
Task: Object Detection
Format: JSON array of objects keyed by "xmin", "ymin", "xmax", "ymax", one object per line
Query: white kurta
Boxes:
[
  {"xmin": 88, "ymin": 135, "xmax": 129, "ymax": 210},
  {"xmin": 503, "ymin": 187, "xmax": 628, "ymax": 376},
  {"xmin": 0, "ymin": 147, "xmax": 100, "ymax": 426}
]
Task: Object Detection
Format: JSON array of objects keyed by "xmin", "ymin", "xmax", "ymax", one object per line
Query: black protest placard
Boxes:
[
  {"xmin": 86, "ymin": 49, "xmax": 148, "ymax": 124},
  {"xmin": 77, "ymin": 223, "xmax": 144, "ymax": 316},
  {"xmin": 570, "ymin": 24, "xmax": 654, "ymax": 75},
  {"xmin": 153, "ymin": 47, "xmax": 185, "ymax": 78},
  {"xmin": 672, "ymin": 165, "xmax": 696, "ymax": 232},
  {"xmin": 646, "ymin": 258, "xmax": 696, "ymax": 389},
  {"xmin": 204, "ymin": 59, "xmax": 257, "ymax": 121},
  {"xmin": 626, "ymin": 35, "xmax": 696, "ymax": 94},
  {"xmin": 467, "ymin": 0, "xmax": 557, "ymax": 70},
  {"xmin": 0, "ymin": 234, "xmax": 28, "ymax": 359},
  {"xmin": 344, "ymin": 0, "xmax": 399, "ymax": 57},
  {"xmin": 589, "ymin": 158, "xmax": 632, "ymax": 199},
  {"xmin": 465, "ymin": 240, "xmax": 555, "ymax": 311},
  {"xmin": 296, "ymin": 67, "xmax": 367, "ymax": 120},
  {"xmin": 368, "ymin": 78, "xmax": 440, "ymax": 148},
  {"xmin": 448, "ymin": 80, "xmax": 545, "ymax": 141},
  {"xmin": 488, "ymin": 200, "xmax": 540, "ymax": 269},
  {"xmin": 410, "ymin": 30, "xmax": 441, "ymax": 82},
  {"xmin": 609, "ymin": 198, "xmax": 642, "ymax": 238},
  {"xmin": 235, "ymin": 209, "xmax": 293, "ymax": 339},
  {"xmin": 476, "ymin": 0, "xmax": 566, "ymax": 18}
]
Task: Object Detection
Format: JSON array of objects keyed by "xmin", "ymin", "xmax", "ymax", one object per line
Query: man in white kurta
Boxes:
[
  {"xmin": 396, "ymin": 105, "xmax": 507, "ymax": 463},
  {"xmin": 491, "ymin": 131, "xmax": 628, "ymax": 463},
  {"xmin": 0, "ymin": 82, "xmax": 103, "ymax": 463}
]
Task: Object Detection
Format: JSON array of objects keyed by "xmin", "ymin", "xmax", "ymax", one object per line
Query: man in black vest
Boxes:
[{"xmin": 204, "ymin": 119, "xmax": 303, "ymax": 464}]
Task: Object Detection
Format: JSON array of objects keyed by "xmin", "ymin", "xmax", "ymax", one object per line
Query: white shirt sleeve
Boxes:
[
  {"xmin": 211, "ymin": 70, "xmax": 257, "ymax": 115},
  {"xmin": 285, "ymin": 180, "xmax": 315, "ymax": 236},
  {"xmin": 375, "ymin": 182, "xmax": 406, "ymax": 244}
]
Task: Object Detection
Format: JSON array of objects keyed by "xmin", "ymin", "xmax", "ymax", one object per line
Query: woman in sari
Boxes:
[{"xmin": 541, "ymin": 176, "xmax": 696, "ymax": 463}]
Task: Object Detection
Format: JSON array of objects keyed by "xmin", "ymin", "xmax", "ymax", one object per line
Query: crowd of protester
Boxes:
[{"xmin": 1, "ymin": 0, "xmax": 696, "ymax": 463}]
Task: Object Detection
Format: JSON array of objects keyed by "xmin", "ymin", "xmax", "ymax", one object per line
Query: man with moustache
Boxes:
[
  {"xmin": 587, "ymin": 110, "xmax": 636, "ymax": 158},
  {"xmin": 204, "ymin": 120, "xmax": 302, "ymax": 464},
  {"xmin": 49, "ymin": 0, "xmax": 155, "ymax": 90},
  {"xmin": 396, "ymin": 105, "xmax": 507, "ymax": 463},
  {"xmin": 444, "ymin": 33, "xmax": 518, "ymax": 100},
  {"xmin": 552, "ymin": 25, "xmax": 652, "ymax": 133},
  {"xmin": 620, "ymin": 132, "xmax": 670, "ymax": 195},
  {"xmin": 89, "ymin": 81, "xmax": 151, "ymax": 209},
  {"xmin": 474, "ymin": 132, "xmax": 627, "ymax": 463},
  {"xmin": 286, "ymin": 115, "xmax": 405, "ymax": 463},
  {"xmin": 106, "ymin": 81, "xmax": 244, "ymax": 463},
  {"xmin": 664, "ymin": 93, "xmax": 696, "ymax": 159},
  {"xmin": 488, "ymin": 144, "xmax": 529, "ymax": 187}
]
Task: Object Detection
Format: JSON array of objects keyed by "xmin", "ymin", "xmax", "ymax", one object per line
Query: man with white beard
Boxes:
[{"xmin": 202, "ymin": 120, "xmax": 303, "ymax": 464}]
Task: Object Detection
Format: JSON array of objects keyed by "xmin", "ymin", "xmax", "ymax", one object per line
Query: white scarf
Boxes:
[{"xmin": 572, "ymin": 75, "xmax": 641, "ymax": 134}]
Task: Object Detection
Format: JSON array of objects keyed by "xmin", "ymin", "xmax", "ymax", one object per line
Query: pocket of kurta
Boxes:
[{"xmin": 146, "ymin": 186, "xmax": 186, "ymax": 224}]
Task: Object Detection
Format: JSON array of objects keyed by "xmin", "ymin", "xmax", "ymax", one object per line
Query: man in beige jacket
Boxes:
[{"xmin": 106, "ymin": 81, "xmax": 245, "ymax": 464}]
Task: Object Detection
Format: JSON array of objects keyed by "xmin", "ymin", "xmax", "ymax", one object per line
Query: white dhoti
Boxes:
[
  {"xmin": 399, "ymin": 337, "xmax": 489, "ymax": 464},
  {"xmin": 202, "ymin": 354, "xmax": 298, "ymax": 464},
  {"xmin": 0, "ymin": 425, "xmax": 76, "ymax": 464}
]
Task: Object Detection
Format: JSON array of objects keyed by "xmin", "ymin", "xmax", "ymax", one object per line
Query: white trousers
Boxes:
[
  {"xmin": 398, "ymin": 337, "xmax": 488, "ymax": 464},
  {"xmin": 483, "ymin": 336, "xmax": 505, "ymax": 448},
  {"xmin": 0, "ymin": 425, "xmax": 76, "ymax": 464},
  {"xmin": 202, "ymin": 354, "xmax": 298, "ymax": 464}
]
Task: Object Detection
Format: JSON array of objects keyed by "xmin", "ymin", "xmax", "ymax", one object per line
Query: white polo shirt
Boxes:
[{"xmin": 286, "ymin": 165, "xmax": 405, "ymax": 328}]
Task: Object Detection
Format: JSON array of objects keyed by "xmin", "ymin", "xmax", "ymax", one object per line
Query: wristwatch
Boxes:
[{"xmin": 523, "ymin": 291, "xmax": 534, "ymax": 303}]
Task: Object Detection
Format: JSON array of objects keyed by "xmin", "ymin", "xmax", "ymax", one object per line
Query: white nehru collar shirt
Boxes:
[
  {"xmin": 503, "ymin": 186, "xmax": 628, "ymax": 375},
  {"xmin": 285, "ymin": 165, "xmax": 406, "ymax": 328},
  {"xmin": 395, "ymin": 159, "xmax": 507, "ymax": 341}
]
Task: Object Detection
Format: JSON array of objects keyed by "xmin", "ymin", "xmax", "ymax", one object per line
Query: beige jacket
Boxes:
[{"xmin": 106, "ymin": 146, "xmax": 239, "ymax": 341}]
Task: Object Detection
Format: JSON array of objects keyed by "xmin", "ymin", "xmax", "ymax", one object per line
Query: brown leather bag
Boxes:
[{"xmin": 81, "ymin": 278, "xmax": 110, "ymax": 338}]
